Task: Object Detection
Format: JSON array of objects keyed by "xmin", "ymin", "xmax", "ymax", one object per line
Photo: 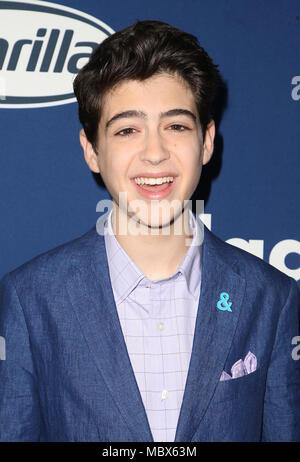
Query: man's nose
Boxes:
[{"xmin": 140, "ymin": 131, "xmax": 170, "ymax": 165}]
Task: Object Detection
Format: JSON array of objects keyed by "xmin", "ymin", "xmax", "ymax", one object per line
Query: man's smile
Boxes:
[{"xmin": 130, "ymin": 175, "xmax": 177, "ymax": 200}]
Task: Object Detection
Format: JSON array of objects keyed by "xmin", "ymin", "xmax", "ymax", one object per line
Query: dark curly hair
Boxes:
[{"xmin": 73, "ymin": 20, "xmax": 220, "ymax": 149}]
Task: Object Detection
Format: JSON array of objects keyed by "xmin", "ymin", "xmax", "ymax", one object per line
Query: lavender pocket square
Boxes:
[{"xmin": 220, "ymin": 351, "xmax": 257, "ymax": 381}]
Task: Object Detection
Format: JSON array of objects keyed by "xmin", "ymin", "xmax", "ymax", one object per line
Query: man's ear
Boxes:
[
  {"xmin": 79, "ymin": 129, "xmax": 100, "ymax": 173},
  {"xmin": 202, "ymin": 119, "xmax": 215, "ymax": 165}
]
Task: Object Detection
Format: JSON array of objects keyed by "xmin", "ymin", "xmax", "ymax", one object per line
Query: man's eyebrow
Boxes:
[
  {"xmin": 105, "ymin": 108, "xmax": 197, "ymax": 130},
  {"xmin": 105, "ymin": 110, "xmax": 146, "ymax": 130},
  {"xmin": 161, "ymin": 108, "xmax": 197, "ymax": 124}
]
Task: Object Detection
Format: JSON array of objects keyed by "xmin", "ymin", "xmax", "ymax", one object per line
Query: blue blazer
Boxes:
[{"xmin": 0, "ymin": 224, "xmax": 299, "ymax": 442}]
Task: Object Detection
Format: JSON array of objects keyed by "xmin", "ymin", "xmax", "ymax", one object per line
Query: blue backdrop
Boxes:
[{"xmin": 0, "ymin": 0, "xmax": 299, "ymax": 285}]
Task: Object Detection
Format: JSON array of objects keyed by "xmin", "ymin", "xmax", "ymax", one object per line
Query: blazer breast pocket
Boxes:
[{"xmin": 211, "ymin": 366, "xmax": 266, "ymax": 405}]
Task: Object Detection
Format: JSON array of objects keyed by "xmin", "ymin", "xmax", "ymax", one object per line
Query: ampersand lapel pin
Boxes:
[{"xmin": 217, "ymin": 292, "xmax": 232, "ymax": 312}]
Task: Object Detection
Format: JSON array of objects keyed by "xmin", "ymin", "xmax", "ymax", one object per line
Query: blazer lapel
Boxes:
[
  {"xmin": 175, "ymin": 227, "xmax": 246, "ymax": 442},
  {"xmin": 66, "ymin": 227, "xmax": 153, "ymax": 442}
]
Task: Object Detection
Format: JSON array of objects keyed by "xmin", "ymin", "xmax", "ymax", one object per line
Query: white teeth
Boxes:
[{"xmin": 134, "ymin": 176, "xmax": 174, "ymax": 185}]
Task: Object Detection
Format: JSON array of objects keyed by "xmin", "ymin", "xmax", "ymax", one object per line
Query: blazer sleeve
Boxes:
[
  {"xmin": 262, "ymin": 277, "xmax": 300, "ymax": 441},
  {"xmin": 0, "ymin": 274, "xmax": 42, "ymax": 441}
]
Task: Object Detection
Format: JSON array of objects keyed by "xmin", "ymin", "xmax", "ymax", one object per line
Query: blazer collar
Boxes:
[
  {"xmin": 174, "ymin": 226, "xmax": 246, "ymax": 441},
  {"xmin": 66, "ymin": 223, "xmax": 153, "ymax": 441},
  {"xmin": 66, "ymin": 222, "xmax": 246, "ymax": 442}
]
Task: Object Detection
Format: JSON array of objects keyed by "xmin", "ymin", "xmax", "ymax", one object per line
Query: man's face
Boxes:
[{"xmin": 81, "ymin": 73, "xmax": 215, "ymax": 230}]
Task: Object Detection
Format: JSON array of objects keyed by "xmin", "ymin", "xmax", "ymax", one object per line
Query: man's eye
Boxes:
[
  {"xmin": 168, "ymin": 124, "xmax": 189, "ymax": 131},
  {"xmin": 116, "ymin": 128, "xmax": 137, "ymax": 136}
]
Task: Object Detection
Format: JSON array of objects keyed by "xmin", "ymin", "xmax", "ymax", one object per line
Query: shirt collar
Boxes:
[
  {"xmin": 104, "ymin": 208, "xmax": 203, "ymax": 304},
  {"xmin": 177, "ymin": 209, "xmax": 203, "ymax": 298}
]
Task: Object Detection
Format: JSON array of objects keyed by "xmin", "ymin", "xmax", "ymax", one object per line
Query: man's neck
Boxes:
[{"xmin": 111, "ymin": 205, "xmax": 194, "ymax": 281}]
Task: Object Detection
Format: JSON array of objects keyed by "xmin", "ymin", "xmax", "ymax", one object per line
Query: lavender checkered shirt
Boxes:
[{"xmin": 103, "ymin": 209, "xmax": 202, "ymax": 442}]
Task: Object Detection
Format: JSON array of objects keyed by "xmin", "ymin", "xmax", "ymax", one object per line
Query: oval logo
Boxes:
[{"xmin": 0, "ymin": 0, "xmax": 114, "ymax": 108}]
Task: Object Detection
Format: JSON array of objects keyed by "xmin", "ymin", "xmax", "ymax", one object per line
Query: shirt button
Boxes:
[
  {"xmin": 161, "ymin": 389, "xmax": 169, "ymax": 400},
  {"xmin": 145, "ymin": 282, "xmax": 151, "ymax": 288},
  {"xmin": 157, "ymin": 322, "xmax": 165, "ymax": 331}
]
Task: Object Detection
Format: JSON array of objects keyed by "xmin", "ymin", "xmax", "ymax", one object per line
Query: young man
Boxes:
[{"xmin": 0, "ymin": 20, "xmax": 299, "ymax": 442}]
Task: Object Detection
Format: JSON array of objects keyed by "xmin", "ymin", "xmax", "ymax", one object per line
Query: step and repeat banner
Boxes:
[{"xmin": 0, "ymin": 0, "xmax": 299, "ymax": 284}]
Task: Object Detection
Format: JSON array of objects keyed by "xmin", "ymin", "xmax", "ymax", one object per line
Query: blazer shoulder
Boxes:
[{"xmin": 2, "ymin": 226, "xmax": 105, "ymax": 290}]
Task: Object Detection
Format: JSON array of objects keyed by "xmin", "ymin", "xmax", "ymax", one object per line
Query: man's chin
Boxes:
[
  {"xmin": 128, "ymin": 213, "xmax": 174, "ymax": 233},
  {"xmin": 114, "ymin": 198, "xmax": 187, "ymax": 236}
]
